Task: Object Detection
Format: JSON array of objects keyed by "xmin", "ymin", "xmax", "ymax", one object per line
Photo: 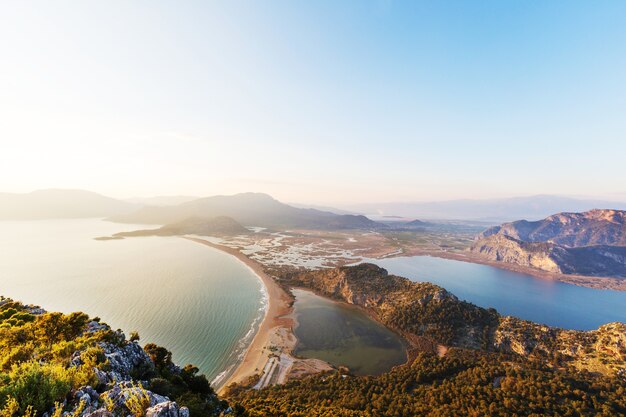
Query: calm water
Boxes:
[
  {"xmin": 292, "ymin": 289, "xmax": 407, "ymax": 375},
  {"xmin": 368, "ymin": 256, "xmax": 626, "ymax": 330},
  {"xmin": 0, "ymin": 219, "xmax": 266, "ymax": 388}
]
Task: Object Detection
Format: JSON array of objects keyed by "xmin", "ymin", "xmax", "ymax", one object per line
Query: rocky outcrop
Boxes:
[
  {"xmin": 470, "ymin": 235, "xmax": 563, "ymax": 272},
  {"xmin": 480, "ymin": 209, "xmax": 626, "ymax": 247},
  {"xmin": 69, "ymin": 383, "xmax": 189, "ymax": 417},
  {"xmin": 145, "ymin": 401, "xmax": 189, "ymax": 417},
  {"xmin": 471, "ymin": 209, "xmax": 626, "ymax": 277}
]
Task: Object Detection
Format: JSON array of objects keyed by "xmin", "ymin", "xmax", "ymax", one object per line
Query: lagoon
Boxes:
[
  {"xmin": 368, "ymin": 255, "xmax": 626, "ymax": 330},
  {"xmin": 292, "ymin": 289, "xmax": 407, "ymax": 375}
]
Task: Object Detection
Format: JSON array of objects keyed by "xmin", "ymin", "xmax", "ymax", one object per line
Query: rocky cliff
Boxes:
[
  {"xmin": 471, "ymin": 209, "xmax": 626, "ymax": 278},
  {"xmin": 480, "ymin": 209, "xmax": 626, "ymax": 247}
]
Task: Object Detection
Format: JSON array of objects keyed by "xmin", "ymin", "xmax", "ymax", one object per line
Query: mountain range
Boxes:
[
  {"xmin": 109, "ymin": 192, "xmax": 382, "ymax": 230},
  {"xmin": 0, "ymin": 189, "xmax": 380, "ymax": 230}
]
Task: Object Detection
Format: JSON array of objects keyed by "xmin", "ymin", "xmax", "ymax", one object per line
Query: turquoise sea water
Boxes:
[
  {"xmin": 367, "ymin": 255, "xmax": 626, "ymax": 330},
  {"xmin": 0, "ymin": 219, "xmax": 266, "ymax": 388}
]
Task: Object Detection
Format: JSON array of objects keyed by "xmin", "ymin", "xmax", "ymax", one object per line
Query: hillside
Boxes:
[
  {"xmin": 231, "ymin": 264, "xmax": 626, "ymax": 416},
  {"xmin": 109, "ymin": 216, "xmax": 248, "ymax": 238},
  {"xmin": 470, "ymin": 209, "xmax": 626, "ymax": 278},
  {"xmin": 0, "ymin": 297, "xmax": 241, "ymax": 417},
  {"xmin": 279, "ymin": 264, "xmax": 626, "ymax": 374},
  {"xmin": 3, "ymin": 266, "xmax": 625, "ymax": 417},
  {"xmin": 479, "ymin": 209, "xmax": 626, "ymax": 247},
  {"xmin": 0, "ymin": 190, "xmax": 136, "ymax": 220},
  {"xmin": 108, "ymin": 193, "xmax": 382, "ymax": 230}
]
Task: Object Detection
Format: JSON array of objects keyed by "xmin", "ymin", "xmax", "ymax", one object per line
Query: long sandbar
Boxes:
[{"xmin": 184, "ymin": 237, "xmax": 296, "ymax": 394}]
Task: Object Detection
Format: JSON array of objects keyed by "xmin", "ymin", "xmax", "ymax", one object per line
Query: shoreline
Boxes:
[
  {"xmin": 185, "ymin": 233, "xmax": 624, "ymax": 394},
  {"xmin": 385, "ymin": 248, "xmax": 626, "ymax": 291},
  {"xmin": 184, "ymin": 237, "xmax": 331, "ymax": 394}
]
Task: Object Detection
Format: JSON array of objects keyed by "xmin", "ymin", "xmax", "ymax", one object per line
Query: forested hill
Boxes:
[
  {"xmin": 230, "ymin": 264, "xmax": 626, "ymax": 416},
  {"xmin": 279, "ymin": 263, "xmax": 626, "ymax": 376},
  {"xmin": 0, "ymin": 297, "xmax": 244, "ymax": 417}
]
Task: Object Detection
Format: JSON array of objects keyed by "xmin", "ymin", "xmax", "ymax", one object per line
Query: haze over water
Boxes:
[{"xmin": 0, "ymin": 218, "xmax": 266, "ymax": 387}]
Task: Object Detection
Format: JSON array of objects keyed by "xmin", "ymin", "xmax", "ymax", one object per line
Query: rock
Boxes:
[
  {"xmin": 101, "ymin": 383, "xmax": 169, "ymax": 411},
  {"xmin": 145, "ymin": 401, "xmax": 188, "ymax": 417},
  {"xmin": 86, "ymin": 320, "xmax": 110, "ymax": 333},
  {"xmin": 83, "ymin": 409, "xmax": 113, "ymax": 417},
  {"xmin": 79, "ymin": 393, "xmax": 92, "ymax": 405},
  {"xmin": 97, "ymin": 341, "xmax": 155, "ymax": 383}
]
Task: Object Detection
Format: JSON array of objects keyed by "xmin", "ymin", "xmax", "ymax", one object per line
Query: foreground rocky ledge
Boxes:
[{"xmin": 0, "ymin": 297, "xmax": 235, "ymax": 417}]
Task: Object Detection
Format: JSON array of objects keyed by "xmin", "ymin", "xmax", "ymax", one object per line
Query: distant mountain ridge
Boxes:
[
  {"xmin": 125, "ymin": 195, "xmax": 200, "ymax": 206},
  {"xmin": 0, "ymin": 189, "xmax": 137, "ymax": 220},
  {"xmin": 109, "ymin": 192, "xmax": 383, "ymax": 230},
  {"xmin": 470, "ymin": 209, "xmax": 626, "ymax": 278}
]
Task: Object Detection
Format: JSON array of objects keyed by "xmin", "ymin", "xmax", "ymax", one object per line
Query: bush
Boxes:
[{"xmin": 0, "ymin": 361, "xmax": 72, "ymax": 415}]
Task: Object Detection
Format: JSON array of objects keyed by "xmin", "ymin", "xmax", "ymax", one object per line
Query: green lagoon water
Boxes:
[
  {"xmin": 292, "ymin": 289, "xmax": 407, "ymax": 375},
  {"xmin": 0, "ymin": 219, "xmax": 266, "ymax": 388}
]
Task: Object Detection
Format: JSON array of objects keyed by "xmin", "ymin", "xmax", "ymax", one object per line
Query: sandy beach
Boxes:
[{"xmin": 185, "ymin": 237, "xmax": 331, "ymax": 394}]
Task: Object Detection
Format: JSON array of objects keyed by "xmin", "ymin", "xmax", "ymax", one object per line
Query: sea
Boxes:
[{"xmin": 0, "ymin": 218, "xmax": 266, "ymax": 388}]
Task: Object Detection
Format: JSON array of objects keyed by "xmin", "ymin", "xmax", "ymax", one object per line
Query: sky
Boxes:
[{"xmin": 1, "ymin": 1, "xmax": 625, "ymax": 205}]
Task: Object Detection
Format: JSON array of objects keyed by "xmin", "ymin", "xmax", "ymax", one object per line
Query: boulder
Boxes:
[{"xmin": 145, "ymin": 401, "xmax": 189, "ymax": 417}]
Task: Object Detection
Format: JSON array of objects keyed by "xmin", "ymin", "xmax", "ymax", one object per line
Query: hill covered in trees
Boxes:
[
  {"xmin": 229, "ymin": 264, "xmax": 626, "ymax": 416},
  {"xmin": 278, "ymin": 264, "xmax": 626, "ymax": 376},
  {"xmin": 231, "ymin": 349, "xmax": 626, "ymax": 417}
]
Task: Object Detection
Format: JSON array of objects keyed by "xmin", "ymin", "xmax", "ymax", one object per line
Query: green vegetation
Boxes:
[
  {"xmin": 279, "ymin": 264, "xmax": 626, "ymax": 374},
  {"xmin": 0, "ymin": 297, "xmax": 232, "ymax": 417},
  {"xmin": 231, "ymin": 349, "xmax": 626, "ymax": 417},
  {"xmin": 280, "ymin": 263, "xmax": 499, "ymax": 348},
  {"xmin": 2, "ymin": 261, "xmax": 624, "ymax": 417},
  {"xmin": 231, "ymin": 264, "xmax": 626, "ymax": 415},
  {"xmin": 0, "ymin": 299, "xmax": 105, "ymax": 416}
]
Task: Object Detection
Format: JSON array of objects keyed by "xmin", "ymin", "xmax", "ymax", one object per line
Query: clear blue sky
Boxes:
[{"xmin": 1, "ymin": 1, "xmax": 625, "ymax": 204}]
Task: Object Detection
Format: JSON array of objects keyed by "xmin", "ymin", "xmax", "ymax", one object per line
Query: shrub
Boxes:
[{"xmin": 0, "ymin": 361, "xmax": 72, "ymax": 415}]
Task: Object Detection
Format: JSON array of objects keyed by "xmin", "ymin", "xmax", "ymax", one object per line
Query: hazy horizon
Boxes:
[{"xmin": 2, "ymin": 1, "xmax": 626, "ymax": 204}]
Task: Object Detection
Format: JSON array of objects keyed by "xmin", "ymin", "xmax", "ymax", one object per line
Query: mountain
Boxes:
[
  {"xmin": 479, "ymin": 209, "xmax": 626, "ymax": 247},
  {"xmin": 110, "ymin": 216, "xmax": 248, "ymax": 238},
  {"xmin": 109, "ymin": 192, "xmax": 383, "ymax": 230},
  {"xmin": 125, "ymin": 195, "xmax": 200, "ymax": 206},
  {"xmin": 0, "ymin": 189, "xmax": 136, "ymax": 220},
  {"xmin": 288, "ymin": 203, "xmax": 358, "ymax": 216},
  {"xmin": 470, "ymin": 209, "xmax": 626, "ymax": 278},
  {"xmin": 343, "ymin": 195, "xmax": 626, "ymax": 222}
]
